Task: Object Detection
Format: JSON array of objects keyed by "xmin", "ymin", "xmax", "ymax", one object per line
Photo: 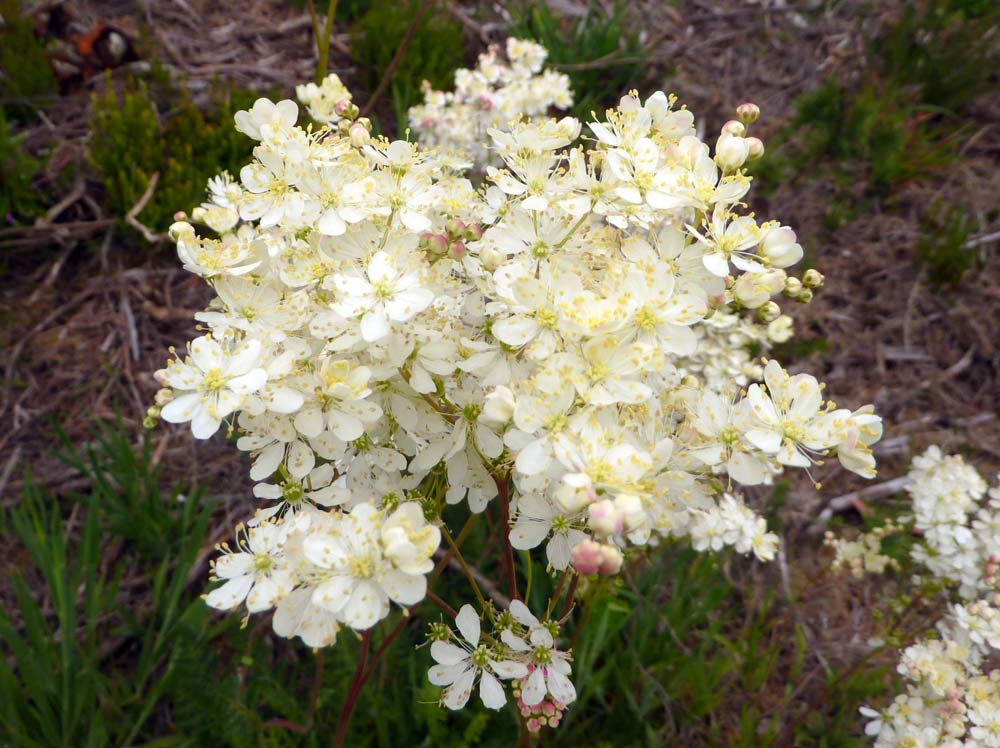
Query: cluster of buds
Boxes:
[
  {"xmin": 715, "ymin": 103, "xmax": 764, "ymax": 172},
  {"xmin": 420, "ymin": 219, "xmax": 483, "ymax": 262},
  {"xmin": 513, "ymin": 669, "xmax": 567, "ymax": 733}
]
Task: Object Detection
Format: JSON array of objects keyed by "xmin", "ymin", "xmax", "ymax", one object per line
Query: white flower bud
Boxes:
[
  {"xmin": 588, "ymin": 499, "xmax": 623, "ymax": 537},
  {"xmin": 784, "ymin": 276, "xmax": 803, "ymax": 297},
  {"xmin": 479, "ymin": 386, "xmax": 515, "ymax": 425},
  {"xmin": 715, "ymin": 132, "xmax": 750, "ymax": 170},
  {"xmin": 721, "ymin": 119, "xmax": 746, "ymax": 137},
  {"xmin": 614, "ymin": 493, "xmax": 645, "ymax": 533},
  {"xmin": 767, "ymin": 315, "xmax": 794, "ymax": 343},
  {"xmin": 759, "ymin": 225, "xmax": 803, "ymax": 268},
  {"xmin": 598, "ymin": 545, "xmax": 624, "ymax": 575},
  {"xmin": 349, "ymin": 122, "xmax": 371, "ymax": 147},
  {"xmin": 479, "ymin": 244, "xmax": 504, "ymax": 271},
  {"xmin": 554, "ymin": 483, "xmax": 593, "ymax": 514},
  {"xmin": 803, "ymin": 269, "xmax": 825, "ymax": 288},
  {"xmin": 745, "ymin": 136, "xmax": 765, "ymax": 160},
  {"xmin": 736, "ymin": 103, "xmax": 760, "ymax": 124},
  {"xmin": 758, "ymin": 301, "xmax": 781, "ymax": 323}
]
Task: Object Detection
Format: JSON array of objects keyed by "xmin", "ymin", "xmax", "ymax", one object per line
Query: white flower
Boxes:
[
  {"xmin": 500, "ymin": 600, "xmax": 576, "ymax": 707},
  {"xmin": 429, "ymin": 604, "xmax": 528, "ymax": 710},
  {"xmin": 331, "ymin": 251, "xmax": 434, "ymax": 342},
  {"xmin": 206, "ymin": 521, "xmax": 295, "ymax": 613},
  {"xmin": 303, "ymin": 503, "xmax": 429, "ymax": 629},
  {"xmin": 157, "ymin": 335, "xmax": 267, "ymax": 438},
  {"xmin": 509, "ymin": 494, "xmax": 588, "ymax": 570}
]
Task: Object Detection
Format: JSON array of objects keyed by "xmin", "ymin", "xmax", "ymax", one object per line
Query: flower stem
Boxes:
[
  {"xmin": 332, "ymin": 629, "xmax": 371, "ymax": 748},
  {"xmin": 441, "ymin": 525, "xmax": 488, "ymax": 611},
  {"xmin": 494, "ymin": 474, "xmax": 520, "ymax": 601},
  {"xmin": 308, "ymin": 0, "xmax": 339, "ymax": 84}
]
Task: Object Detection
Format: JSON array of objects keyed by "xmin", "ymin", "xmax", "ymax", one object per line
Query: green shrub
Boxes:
[
  {"xmin": 89, "ymin": 78, "xmax": 257, "ymax": 237},
  {"xmin": 0, "ymin": 0, "xmax": 58, "ymax": 121},
  {"xmin": 0, "ymin": 108, "xmax": 44, "ymax": 224}
]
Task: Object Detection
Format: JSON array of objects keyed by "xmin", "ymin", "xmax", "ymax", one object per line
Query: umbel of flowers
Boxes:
[{"xmin": 150, "ymin": 67, "xmax": 882, "ymax": 731}]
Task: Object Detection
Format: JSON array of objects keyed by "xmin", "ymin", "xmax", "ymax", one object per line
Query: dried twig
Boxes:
[{"xmin": 125, "ymin": 172, "xmax": 166, "ymax": 244}]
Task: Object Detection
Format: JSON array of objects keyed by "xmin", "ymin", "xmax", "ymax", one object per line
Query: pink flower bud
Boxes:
[
  {"xmin": 334, "ymin": 99, "xmax": 351, "ymax": 116},
  {"xmin": 449, "ymin": 241, "xmax": 467, "ymax": 259},
  {"xmin": 745, "ymin": 136, "xmax": 765, "ymax": 160},
  {"xmin": 570, "ymin": 539, "xmax": 604, "ymax": 574},
  {"xmin": 588, "ymin": 499, "xmax": 622, "ymax": 536}
]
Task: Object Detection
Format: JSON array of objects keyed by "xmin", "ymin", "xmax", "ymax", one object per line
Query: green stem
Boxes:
[
  {"xmin": 309, "ymin": 0, "xmax": 339, "ymax": 84},
  {"xmin": 441, "ymin": 525, "xmax": 487, "ymax": 611}
]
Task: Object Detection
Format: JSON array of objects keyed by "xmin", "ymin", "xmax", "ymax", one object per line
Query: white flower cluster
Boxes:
[
  {"xmin": 204, "ymin": 500, "xmax": 439, "ymax": 641},
  {"xmin": 862, "ymin": 594, "xmax": 1000, "ymax": 748},
  {"xmin": 152, "ymin": 75, "xmax": 882, "ymax": 718},
  {"xmin": 429, "ymin": 600, "xmax": 575, "ymax": 717},
  {"xmin": 907, "ymin": 447, "xmax": 996, "ymax": 599},
  {"xmin": 836, "ymin": 449, "xmax": 1000, "ymax": 747},
  {"xmin": 408, "ymin": 37, "xmax": 572, "ymax": 169},
  {"xmin": 825, "ymin": 519, "xmax": 902, "ymax": 578}
]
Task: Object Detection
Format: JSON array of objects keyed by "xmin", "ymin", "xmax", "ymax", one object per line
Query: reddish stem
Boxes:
[
  {"xmin": 495, "ymin": 474, "xmax": 520, "ymax": 601},
  {"xmin": 559, "ymin": 573, "xmax": 580, "ymax": 620},
  {"xmin": 332, "ymin": 630, "xmax": 372, "ymax": 748}
]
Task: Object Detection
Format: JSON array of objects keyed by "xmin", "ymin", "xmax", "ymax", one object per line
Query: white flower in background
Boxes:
[{"xmin": 429, "ymin": 604, "xmax": 528, "ymax": 710}]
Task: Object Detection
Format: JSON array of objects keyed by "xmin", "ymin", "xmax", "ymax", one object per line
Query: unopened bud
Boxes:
[
  {"xmin": 588, "ymin": 499, "xmax": 623, "ymax": 537},
  {"xmin": 154, "ymin": 388, "xmax": 174, "ymax": 406},
  {"xmin": 803, "ymin": 269, "xmax": 825, "ymax": 288},
  {"xmin": 349, "ymin": 122, "xmax": 370, "ymax": 147},
  {"xmin": 614, "ymin": 493, "xmax": 645, "ymax": 533},
  {"xmin": 479, "ymin": 385, "xmax": 515, "ymax": 425},
  {"xmin": 598, "ymin": 545, "xmax": 624, "ymax": 575},
  {"xmin": 335, "ymin": 100, "xmax": 359, "ymax": 120},
  {"xmin": 716, "ymin": 132, "xmax": 749, "ymax": 169},
  {"xmin": 721, "ymin": 119, "xmax": 746, "ymax": 137},
  {"xmin": 796, "ymin": 288, "xmax": 814, "ymax": 303},
  {"xmin": 758, "ymin": 301, "xmax": 781, "ymax": 323},
  {"xmin": 449, "ymin": 241, "xmax": 467, "ymax": 259},
  {"xmin": 784, "ymin": 277, "xmax": 803, "ymax": 297},
  {"xmin": 767, "ymin": 315, "xmax": 794, "ymax": 343},
  {"xmin": 570, "ymin": 539, "xmax": 604, "ymax": 575},
  {"xmin": 736, "ymin": 102, "xmax": 760, "ymax": 124},
  {"xmin": 745, "ymin": 136, "xmax": 765, "ymax": 160},
  {"xmin": 479, "ymin": 244, "xmax": 504, "ymax": 272},
  {"xmin": 421, "ymin": 232, "xmax": 449, "ymax": 254}
]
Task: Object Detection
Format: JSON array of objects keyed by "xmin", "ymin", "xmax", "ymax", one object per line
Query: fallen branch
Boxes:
[{"xmin": 810, "ymin": 475, "xmax": 911, "ymax": 532}]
